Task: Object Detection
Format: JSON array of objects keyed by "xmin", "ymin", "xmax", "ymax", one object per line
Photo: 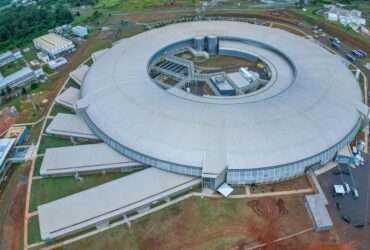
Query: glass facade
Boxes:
[
  {"xmin": 80, "ymin": 111, "xmax": 203, "ymax": 177},
  {"xmin": 81, "ymin": 108, "xmax": 362, "ymax": 186},
  {"xmin": 227, "ymin": 118, "xmax": 362, "ymax": 184}
]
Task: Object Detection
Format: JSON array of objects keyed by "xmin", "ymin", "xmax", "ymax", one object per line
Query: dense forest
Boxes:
[
  {"xmin": 0, "ymin": 5, "xmax": 73, "ymax": 50},
  {"xmin": 38, "ymin": 0, "xmax": 97, "ymax": 7},
  {"xmin": 0, "ymin": 0, "xmax": 11, "ymax": 7},
  {"xmin": 0, "ymin": 0, "xmax": 98, "ymax": 51}
]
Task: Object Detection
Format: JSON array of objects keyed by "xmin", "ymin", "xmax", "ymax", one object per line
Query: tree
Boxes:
[
  {"xmin": 0, "ymin": 89, "xmax": 6, "ymax": 97},
  {"xmin": 92, "ymin": 10, "xmax": 102, "ymax": 20},
  {"xmin": 5, "ymin": 86, "xmax": 11, "ymax": 95},
  {"xmin": 0, "ymin": 5, "xmax": 73, "ymax": 49}
]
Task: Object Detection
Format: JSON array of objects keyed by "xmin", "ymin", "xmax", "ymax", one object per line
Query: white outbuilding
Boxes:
[
  {"xmin": 33, "ymin": 33, "xmax": 75, "ymax": 57},
  {"xmin": 72, "ymin": 26, "xmax": 88, "ymax": 38}
]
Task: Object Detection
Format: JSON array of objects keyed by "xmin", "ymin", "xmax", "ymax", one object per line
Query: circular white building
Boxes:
[{"xmin": 77, "ymin": 21, "xmax": 363, "ymax": 189}]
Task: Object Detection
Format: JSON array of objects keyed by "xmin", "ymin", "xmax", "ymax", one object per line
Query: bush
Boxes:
[{"xmin": 31, "ymin": 82, "xmax": 39, "ymax": 90}]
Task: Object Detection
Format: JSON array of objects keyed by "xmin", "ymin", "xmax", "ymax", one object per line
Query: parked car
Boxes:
[
  {"xmin": 331, "ymin": 41, "xmax": 341, "ymax": 50},
  {"xmin": 343, "ymin": 182, "xmax": 351, "ymax": 193},
  {"xmin": 352, "ymin": 188, "xmax": 359, "ymax": 199},
  {"xmin": 357, "ymin": 49, "xmax": 368, "ymax": 57},
  {"xmin": 351, "ymin": 50, "xmax": 365, "ymax": 58},
  {"xmin": 346, "ymin": 54, "xmax": 356, "ymax": 62},
  {"xmin": 341, "ymin": 215, "xmax": 351, "ymax": 223}
]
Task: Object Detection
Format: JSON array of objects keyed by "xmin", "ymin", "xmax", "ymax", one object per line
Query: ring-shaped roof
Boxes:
[{"xmin": 80, "ymin": 21, "xmax": 362, "ymax": 174}]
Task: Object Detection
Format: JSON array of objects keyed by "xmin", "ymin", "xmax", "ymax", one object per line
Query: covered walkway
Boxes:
[
  {"xmin": 40, "ymin": 143, "xmax": 141, "ymax": 176},
  {"xmin": 55, "ymin": 87, "xmax": 80, "ymax": 110},
  {"xmin": 46, "ymin": 113, "xmax": 98, "ymax": 140},
  {"xmin": 38, "ymin": 168, "xmax": 200, "ymax": 241}
]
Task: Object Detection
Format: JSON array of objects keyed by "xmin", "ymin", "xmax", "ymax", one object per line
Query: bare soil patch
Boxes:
[{"xmin": 0, "ymin": 164, "xmax": 30, "ymax": 250}]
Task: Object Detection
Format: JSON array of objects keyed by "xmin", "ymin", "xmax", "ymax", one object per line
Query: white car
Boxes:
[
  {"xmin": 352, "ymin": 188, "xmax": 359, "ymax": 199},
  {"xmin": 343, "ymin": 182, "xmax": 351, "ymax": 193}
]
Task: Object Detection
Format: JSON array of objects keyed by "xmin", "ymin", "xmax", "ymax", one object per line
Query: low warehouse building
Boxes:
[
  {"xmin": 0, "ymin": 138, "xmax": 16, "ymax": 180},
  {"xmin": 0, "ymin": 67, "xmax": 35, "ymax": 91},
  {"xmin": 72, "ymin": 26, "xmax": 88, "ymax": 38},
  {"xmin": 33, "ymin": 33, "xmax": 75, "ymax": 57}
]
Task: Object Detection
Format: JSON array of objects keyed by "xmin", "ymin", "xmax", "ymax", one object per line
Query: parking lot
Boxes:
[{"xmin": 318, "ymin": 155, "xmax": 370, "ymax": 249}]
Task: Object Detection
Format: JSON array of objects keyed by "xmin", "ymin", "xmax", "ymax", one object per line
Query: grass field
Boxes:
[
  {"xmin": 0, "ymin": 59, "xmax": 26, "ymax": 76},
  {"xmin": 26, "ymin": 122, "xmax": 44, "ymax": 145},
  {"xmin": 37, "ymin": 136, "xmax": 75, "ymax": 154},
  {"xmin": 60, "ymin": 196, "xmax": 314, "ymax": 250},
  {"xmin": 29, "ymin": 171, "xmax": 132, "ymax": 213},
  {"xmin": 65, "ymin": 79, "xmax": 80, "ymax": 89},
  {"xmin": 50, "ymin": 104, "xmax": 75, "ymax": 116},
  {"xmin": 72, "ymin": 6, "xmax": 96, "ymax": 25},
  {"xmin": 0, "ymin": 88, "xmax": 50, "ymax": 123},
  {"xmin": 22, "ymin": 47, "xmax": 38, "ymax": 62},
  {"xmin": 98, "ymin": 0, "xmax": 199, "ymax": 11},
  {"xmin": 42, "ymin": 65, "xmax": 54, "ymax": 75},
  {"xmin": 33, "ymin": 157, "xmax": 43, "ymax": 177},
  {"xmin": 28, "ymin": 215, "xmax": 41, "ymax": 245}
]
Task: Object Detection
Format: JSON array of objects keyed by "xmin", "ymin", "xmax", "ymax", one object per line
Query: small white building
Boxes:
[
  {"xmin": 0, "ymin": 67, "xmax": 35, "ymax": 91},
  {"xmin": 0, "ymin": 51, "xmax": 23, "ymax": 67},
  {"xmin": 13, "ymin": 51, "xmax": 23, "ymax": 59},
  {"xmin": 327, "ymin": 6, "xmax": 366, "ymax": 30},
  {"xmin": 37, "ymin": 52, "xmax": 50, "ymax": 63},
  {"xmin": 0, "ymin": 51, "xmax": 14, "ymax": 67},
  {"xmin": 34, "ymin": 68, "xmax": 45, "ymax": 78},
  {"xmin": 33, "ymin": 33, "xmax": 75, "ymax": 57},
  {"xmin": 48, "ymin": 57, "xmax": 68, "ymax": 70},
  {"xmin": 72, "ymin": 26, "xmax": 88, "ymax": 38},
  {"xmin": 0, "ymin": 138, "xmax": 16, "ymax": 178}
]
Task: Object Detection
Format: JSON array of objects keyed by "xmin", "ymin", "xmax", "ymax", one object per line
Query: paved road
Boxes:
[{"xmin": 297, "ymin": 22, "xmax": 370, "ymax": 86}]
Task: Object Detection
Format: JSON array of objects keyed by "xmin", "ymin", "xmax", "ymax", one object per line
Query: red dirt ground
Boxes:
[
  {"xmin": 0, "ymin": 113, "xmax": 17, "ymax": 136},
  {"xmin": 0, "ymin": 164, "xmax": 30, "ymax": 250}
]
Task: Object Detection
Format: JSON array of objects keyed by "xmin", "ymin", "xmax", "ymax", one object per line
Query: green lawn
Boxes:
[
  {"xmin": 50, "ymin": 104, "xmax": 75, "ymax": 116},
  {"xmin": 22, "ymin": 48, "xmax": 38, "ymax": 62},
  {"xmin": 29, "ymin": 171, "xmax": 135, "ymax": 212},
  {"xmin": 38, "ymin": 136, "xmax": 74, "ymax": 154},
  {"xmin": 0, "ymin": 59, "xmax": 26, "ymax": 76},
  {"xmin": 97, "ymin": 0, "xmax": 199, "ymax": 11},
  {"xmin": 26, "ymin": 122, "xmax": 43, "ymax": 145},
  {"xmin": 72, "ymin": 6, "xmax": 95, "ymax": 25},
  {"xmin": 65, "ymin": 79, "xmax": 81, "ymax": 89},
  {"xmin": 42, "ymin": 65, "xmax": 54, "ymax": 75},
  {"xmin": 84, "ymin": 58, "xmax": 94, "ymax": 67},
  {"xmin": 33, "ymin": 157, "xmax": 43, "ymax": 177},
  {"xmin": 28, "ymin": 215, "xmax": 41, "ymax": 245}
]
